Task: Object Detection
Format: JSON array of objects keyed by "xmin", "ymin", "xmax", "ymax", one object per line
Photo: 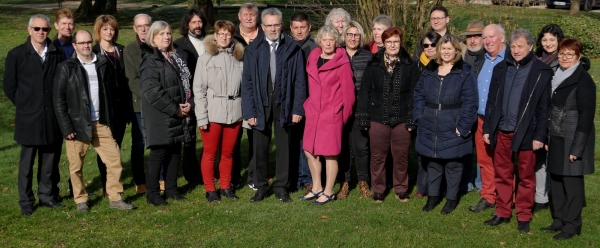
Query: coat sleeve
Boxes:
[
  {"xmin": 570, "ymin": 72, "xmax": 596, "ymax": 157},
  {"xmin": 193, "ymin": 56, "xmax": 209, "ymax": 127},
  {"xmin": 124, "ymin": 45, "xmax": 142, "ymax": 102},
  {"xmin": 340, "ymin": 62, "xmax": 355, "ymax": 125},
  {"xmin": 139, "ymin": 56, "xmax": 179, "ymax": 117},
  {"xmin": 413, "ymin": 72, "xmax": 427, "ymax": 126},
  {"xmin": 3, "ymin": 50, "xmax": 18, "ymax": 105},
  {"xmin": 356, "ymin": 66, "xmax": 373, "ymax": 128},
  {"xmin": 532, "ymin": 70, "xmax": 552, "ymax": 144},
  {"xmin": 405, "ymin": 62, "xmax": 421, "ymax": 130},
  {"xmin": 53, "ymin": 63, "xmax": 74, "ymax": 137},
  {"xmin": 241, "ymin": 50, "xmax": 257, "ymax": 120},
  {"xmin": 292, "ymin": 49, "xmax": 307, "ymax": 117},
  {"xmin": 457, "ymin": 70, "xmax": 479, "ymax": 137}
]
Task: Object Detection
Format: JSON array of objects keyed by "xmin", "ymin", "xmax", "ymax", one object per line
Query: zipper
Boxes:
[
  {"xmin": 502, "ymin": 63, "xmax": 520, "ymax": 131},
  {"xmin": 433, "ymin": 75, "xmax": 444, "ymax": 158},
  {"xmin": 513, "ymin": 72, "xmax": 542, "ymax": 135}
]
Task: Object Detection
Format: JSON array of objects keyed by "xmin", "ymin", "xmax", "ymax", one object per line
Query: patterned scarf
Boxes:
[
  {"xmin": 171, "ymin": 52, "xmax": 192, "ymax": 103},
  {"xmin": 384, "ymin": 52, "xmax": 400, "ymax": 73}
]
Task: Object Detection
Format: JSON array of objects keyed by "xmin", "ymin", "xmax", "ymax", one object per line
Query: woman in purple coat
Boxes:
[{"xmin": 302, "ymin": 25, "xmax": 355, "ymax": 205}]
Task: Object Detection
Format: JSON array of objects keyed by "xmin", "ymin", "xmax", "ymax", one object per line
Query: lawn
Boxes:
[{"xmin": 0, "ymin": 2, "xmax": 599, "ymax": 247}]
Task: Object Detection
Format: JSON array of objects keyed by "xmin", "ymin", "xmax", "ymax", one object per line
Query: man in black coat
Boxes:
[
  {"xmin": 3, "ymin": 14, "xmax": 64, "ymax": 216},
  {"xmin": 482, "ymin": 28, "xmax": 553, "ymax": 233}
]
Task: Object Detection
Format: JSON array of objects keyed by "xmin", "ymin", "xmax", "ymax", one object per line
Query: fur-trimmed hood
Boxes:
[{"xmin": 203, "ymin": 35, "xmax": 245, "ymax": 61}]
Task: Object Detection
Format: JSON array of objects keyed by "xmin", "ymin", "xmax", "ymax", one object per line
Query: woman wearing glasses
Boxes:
[
  {"xmin": 193, "ymin": 20, "xmax": 245, "ymax": 202},
  {"xmin": 542, "ymin": 38, "xmax": 595, "ymax": 240},
  {"xmin": 356, "ymin": 27, "xmax": 420, "ymax": 203}
]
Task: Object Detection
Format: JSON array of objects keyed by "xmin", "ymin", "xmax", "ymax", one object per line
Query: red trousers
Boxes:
[
  {"xmin": 475, "ymin": 117, "xmax": 495, "ymax": 204},
  {"xmin": 493, "ymin": 131, "xmax": 535, "ymax": 221},
  {"xmin": 200, "ymin": 122, "xmax": 242, "ymax": 192}
]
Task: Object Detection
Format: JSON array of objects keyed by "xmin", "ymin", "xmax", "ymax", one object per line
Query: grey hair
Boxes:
[
  {"xmin": 325, "ymin": 8, "xmax": 351, "ymax": 26},
  {"xmin": 342, "ymin": 21, "xmax": 366, "ymax": 46},
  {"xmin": 315, "ymin": 25, "xmax": 342, "ymax": 47},
  {"xmin": 510, "ymin": 28, "xmax": 535, "ymax": 46},
  {"xmin": 261, "ymin": 8, "xmax": 283, "ymax": 24},
  {"xmin": 372, "ymin": 14, "xmax": 393, "ymax": 29},
  {"xmin": 145, "ymin": 21, "xmax": 174, "ymax": 52},
  {"xmin": 239, "ymin": 2, "xmax": 259, "ymax": 15},
  {"xmin": 487, "ymin": 24, "xmax": 506, "ymax": 36},
  {"xmin": 133, "ymin": 13, "xmax": 152, "ymax": 23},
  {"xmin": 72, "ymin": 30, "xmax": 92, "ymax": 44},
  {"xmin": 28, "ymin": 14, "xmax": 51, "ymax": 27}
]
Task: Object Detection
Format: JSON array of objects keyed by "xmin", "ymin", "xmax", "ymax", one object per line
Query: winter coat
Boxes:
[
  {"xmin": 124, "ymin": 39, "xmax": 144, "ymax": 112},
  {"xmin": 547, "ymin": 63, "xmax": 595, "ymax": 176},
  {"xmin": 303, "ymin": 47, "xmax": 355, "ymax": 156},
  {"xmin": 463, "ymin": 48, "xmax": 486, "ymax": 78},
  {"xmin": 483, "ymin": 52, "xmax": 553, "ymax": 151},
  {"xmin": 194, "ymin": 36, "xmax": 245, "ymax": 127},
  {"xmin": 92, "ymin": 43, "xmax": 133, "ymax": 123},
  {"xmin": 241, "ymin": 31, "xmax": 307, "ymax": 131},
  {"xmin": 53, "ymin": 53, "xmax": 118, "ymax": 141},
  {"xmin": 174, "ymin": 35, "xmax": 202, "ymax": 78},
  {"xmin": 3, "ymin": 37, "xmax": 64, "ymax": 145},
  {"xmin": 233, "ymin": 23, "xmax": 264, "ymax": 47},
  {"xmin": 139, "ymin": 44, "xmax": 195, "ymax": 147},
  {"xmin": 357, "ymin": 47, "xmax": 419, "ymax": 129},
  {"xmin": 413, "ymin": 59, "xmax": 479, "ymax": 159},
  {"xmin": 345, "ymin": 48, "xmax": 373, "ymax": 94}
]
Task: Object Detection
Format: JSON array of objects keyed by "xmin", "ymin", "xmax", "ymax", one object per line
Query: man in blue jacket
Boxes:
[{"xmin": 241, "ymin": 8, "xmax": 306, "ymax": 203}]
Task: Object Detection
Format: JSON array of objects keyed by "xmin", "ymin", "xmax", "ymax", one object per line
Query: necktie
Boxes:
[{"xmin": 270, "ymin": 42, "xmax": 277, "ymax": 90}]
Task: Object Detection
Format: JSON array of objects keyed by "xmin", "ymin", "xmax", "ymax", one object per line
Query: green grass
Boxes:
[{"xmin": 1, "ymin": 3, "xmax": 600, "ymax": 247}]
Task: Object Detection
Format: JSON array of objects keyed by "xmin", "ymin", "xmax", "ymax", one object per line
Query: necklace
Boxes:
[{"xmin": 101, "ymin": 43, "xmax": 119, "ymax": 69}]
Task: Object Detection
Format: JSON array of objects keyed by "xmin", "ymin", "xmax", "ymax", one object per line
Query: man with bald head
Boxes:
[{"xmin": 54, "ymin": 30, "xmax": 135, "ymax": 212}]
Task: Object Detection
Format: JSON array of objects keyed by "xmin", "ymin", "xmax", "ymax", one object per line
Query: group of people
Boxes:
[{"xmin": 4, "ymin": 3, "xmax": 595, "ymax": 241}]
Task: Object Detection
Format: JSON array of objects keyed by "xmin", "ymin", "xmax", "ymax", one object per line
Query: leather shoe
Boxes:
[
  {"xmin": 484, "ymin": 215, "xmax": 511, "ymax": 226},
  {"xmin": 220, "ymin": 189, "xmax": 239, "ymax": 200},
  {"xmin": 147, "ymin": 196, "xmax": 169, "ymax": 206},
  {"xmin": 21, "ymin": 205, "xmax": 33, "ymax": 216},
  {"xmin": 275, "ymin": 192, "xmax": 292, "ymax": 203},
  {"xmin": 206, "ymin": 191, "xmax": 221, "ymax": 202},
  {"xmin": 469, "ymin": 198, "xmax": 494, "ymax": 212},
  {"xmin": 553, "ymin": 231, "xmax": 577, "ymax": 240},
  {"xmin": 518, "ymin": 221, "xmax": 530, "ymax": 233},
  {"xmin": 540, "ymin": 224, "xmax": 562, "ymax": 233},
  {"xmin": 166, "ymin": 193, "xmax": 187, "ymax": 201},
  {"xmin": 532, "ymin": 202, "xmax": 549, "ymax": 213},
  {"xmin": 39, "ymin": 200, "xmax": 64, "ymax": 209},
  {"xmin": 373, "ymin": 192, "xmax": 385, "ymax": 203},
  {"xmin": 422, "ymin": 196, "xmax": 440, "ymax": 212},
  {"xmin": 441, "ymin": 199, "xmax": 458, "ymax": 215},
  {"xmin": 250, "ymin": 190, "xmax": 268, "ymax": 203}
]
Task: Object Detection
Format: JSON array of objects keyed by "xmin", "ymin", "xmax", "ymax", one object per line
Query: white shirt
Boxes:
[
  {"xmin": 188, "ymin": 35, "xmax": 205, "ymax": 56},
  {"xmin": 31, "ymin": 40, "xmax": 48, "ymax": 63},
  {"xmin": 266, "ymin": 38, "xmax": 279, "ymax": 53},
  {"xmin": 77, "ymin": 54, "xmax": 100, "ymax": 121}
]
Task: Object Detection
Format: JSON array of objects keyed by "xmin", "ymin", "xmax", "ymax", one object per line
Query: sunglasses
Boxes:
[
  {"xmin": 31, "ymin": 27, "xmax": 51, "ymax": 32},
  {"xmin": 422, "ymin": 43, "xmax": 436, "ymax": 49}
]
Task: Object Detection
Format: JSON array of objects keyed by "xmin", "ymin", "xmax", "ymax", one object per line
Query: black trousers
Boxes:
[
  {"xmin": 146, "ymin": 144, "xmax": 182, "ymax": 198},
  {"xmin": 423, "ymin": 156, "xmax": 463, "ymax": 200},
  {"xmin": 550, "ymin": 173, "xmax": 584, "ymax": 235},
  {"xmin": 181, "ymin": 138, "xmax": 201, "ymax": 185},
  {"xmin": 19, "ymin": 143, "xmax": 62, "ymax": 207},
  {"xmin": 338, "ymin": 115, "xmax": 370, "ymax": 183}
]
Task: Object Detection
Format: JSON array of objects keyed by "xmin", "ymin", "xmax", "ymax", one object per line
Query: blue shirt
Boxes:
[
  {"xmin": 477, "ymin": 46, "xmax": 506, "ymax": 116},
  {"xmin": 58, "ymin": 38, "xmax": 74, "ymax": 60}
]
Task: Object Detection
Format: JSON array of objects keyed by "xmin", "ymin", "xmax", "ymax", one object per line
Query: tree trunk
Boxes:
[
  {"xmin": 93, "ymin": 0, "xmax": 107, "ymax": 14},
  {"xmin": 105, "ymin": 0, "xmax": 117, "ymax": 15},
  {"xmin": 75, "ymin": 0, "xmax": 93, "ymax": 18},
  {"xmin": 189, "ymin": 0, "xmax": 216, "ymax": 27},
  {"xmin": 570, "ymin": 0, "xmax": 581, "ymax": 13}
]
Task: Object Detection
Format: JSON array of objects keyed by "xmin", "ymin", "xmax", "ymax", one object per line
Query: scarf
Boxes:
[
  {"xmin": 419, "ymin": 52, "xmax": 431, "ymax": 67},
  {"xmin": 541, "ymin": 51, "xmax": 558, "ymax": 66},
  {"xmin": 384, "ymin": 52, "xmax": 400, "ymax": 73},
  {"xmin": 552, "ymin": 61, "xmax": 579, "ymax": 93}
]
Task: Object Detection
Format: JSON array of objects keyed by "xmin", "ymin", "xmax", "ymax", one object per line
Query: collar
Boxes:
[
  {"xmin": 266, "ymin": 37, "xmax": 280, "ymax": 47},
  {"xmin": 30, "ymin": 39, "xmax": 48, "ymax": 55},
  {"xmin": 57, "ymin": 37, "xmax": 72, "ymax": 46},
  {"xmin": 77, "ymin": 53, "xmax": 97, "ymax": 65},
  {"xmin": 509, "ymin": 50, "xmax": 534, "ymax": 66},
  {"xmin": 485, "ymin": 46, "xmax": 506, "ymax": 61}
]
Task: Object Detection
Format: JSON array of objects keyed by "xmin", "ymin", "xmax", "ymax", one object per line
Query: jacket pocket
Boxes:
[{"xmin": 331, "ymin": 102, "xmax": 344, "ymax": 124}]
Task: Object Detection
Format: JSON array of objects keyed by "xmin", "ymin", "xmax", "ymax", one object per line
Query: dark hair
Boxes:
[
  {"xmin": 179, "ymin": 9, "xmax": 208, "ymax": 36},
  {"xmin": 558, "ymin": 38, "xmax": 583, "ymax": 57},
  {"xmin": 381, "ymin": 27, "xmax": 403, "ymax": 43},
  {"xmin": 214, "ymin": 20, "xmax": 236, "ymax": 35},
  {"xmin": 290, "ymin": 12, "xmax": 310, "ymax": 25},
  {"xmin": 430, "ymin": 5, "xmax": 448, "ymax": 17},
  {"xmin": 422, "ymin": 30, "xmax": 442, "ymax": 47},
  {"xmin": 535, "ymin": 24, "xmax": 565, "ymax": 53}
]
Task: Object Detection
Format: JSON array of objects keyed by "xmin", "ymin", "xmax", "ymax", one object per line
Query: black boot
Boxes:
[
  {"xmin": 422, "ymin": 196, "xmax": 440, "ymax": 212},
  {"xmin": 441, "ymin": 199, "xmax": 458, "ymax": 215}
]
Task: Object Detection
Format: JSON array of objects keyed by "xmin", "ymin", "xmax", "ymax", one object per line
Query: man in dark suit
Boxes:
[
  {"xmin": 174, "ymin": 9, "xmax": 208, "ymax": 189},
  {"xmin": 241, "ymin": 8, "xmax": 306, "ymax": 202},
  {"xmin": 3, "ymin": 14, "xmax": 65, "ymax": 215}
]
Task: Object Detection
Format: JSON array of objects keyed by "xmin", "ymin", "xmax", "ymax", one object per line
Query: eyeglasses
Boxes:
[
  {"xmin": 345, "ymin": 33, "xmax": 361, "ymax": 39},
  {"xmin": 422, "ymin": 43, "xmax": 436, "ymax": 49},
  {"xmin": 430, "ymin": 16, "xmax": 447, "ymax": 21},
  {"xmin": 216, "ymin": 33, "xmax": 232, "ymax": 38},
  {"xmin": 31, "ymin": 26, "xmax": 51, "ymax": 32},
  {"xmin": 75, "ymin": 41, "xmax": 93, "ymax": 46},
  {"xmin": 262, "ymin": 23, "xmax": 282, "ymax": 29},
  {"xmin": 135, "ymin": 24, "xmax": 151, "ymax": 29},
  {"xmin": 558, "ymin": 52, "xmax": 576, "ymax": 59},
  {"xmin": 385, "ymin": 41, "xmax": 401, "ymax": 46}
]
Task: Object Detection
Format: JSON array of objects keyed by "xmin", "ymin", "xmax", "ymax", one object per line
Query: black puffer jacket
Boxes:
[
  {"xmin": 346, "ymin": 48, "xmax": 373, "ymax": 94},
  {"xmin": 53, "ymin": 53, "xmax": 118, "ymax": 141},
  {"xmin": 356, "ymin": 47, "xmax": 420, "ymax": 128},
  {"xmin": 139, "ymin": 44, "xmax": 195, "ymax": 147}
]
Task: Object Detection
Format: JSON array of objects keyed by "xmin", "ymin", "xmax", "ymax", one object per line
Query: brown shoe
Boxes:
[
  {"xmin": 159, "ymin": 180, "xmax": 165, "ymax": 191},
  {"xmin": 304, "ymin": 183, "xmax": 313, "ymax": 196},
  {"xmin": 396, "ymin": 192, "xmax": 410, "ymax": 202},
  {"xmin": 337, "ymin": 182, "xmax": 350, "ymax": 200},
  {"xmin": 358, "ymin": 181, "xmax": 372, "ymax": 198},
  {"xmin": 136, "ymin": 184, "xmax": 147, "ymax": 194}
]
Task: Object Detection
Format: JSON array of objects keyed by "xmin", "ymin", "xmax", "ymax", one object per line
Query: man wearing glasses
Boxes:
[
  {"xmin": 124, "ymin": 13, "xmax": 152, "ymax": 194},
  {"xmin": 241, "ymin": 8, "xmax": 306, "ymax": 203},
  {"xmin": 54, "ymin": 30, "xmax": 136, "ymax": 212},
  {"xmin": 413, "ymin": 5, "xmax": 454, "ymax": 61},
  {"xmin": 4, "ymin": 14, "xmax": 65, "ymax": 216}
]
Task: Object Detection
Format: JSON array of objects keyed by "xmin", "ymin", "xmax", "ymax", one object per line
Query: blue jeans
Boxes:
[{"xmin": 475, "ymin": 163, "xmax": 482, "ymax": 190}]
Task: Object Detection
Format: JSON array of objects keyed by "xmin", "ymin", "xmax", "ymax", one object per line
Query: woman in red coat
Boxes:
[{"xmin": 302, "ymin": 25, "xmax": 355, "ymax": 205}]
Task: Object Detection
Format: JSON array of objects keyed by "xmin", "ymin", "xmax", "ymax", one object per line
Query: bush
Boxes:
[{"xmin": 548, "ymin": 15, "xmax": 600, "ymax": 59}]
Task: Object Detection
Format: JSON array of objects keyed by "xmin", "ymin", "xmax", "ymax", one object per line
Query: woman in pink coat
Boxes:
[{"xmin": 302, "ymin": 25, "xmax": 355, "ymax": 205}]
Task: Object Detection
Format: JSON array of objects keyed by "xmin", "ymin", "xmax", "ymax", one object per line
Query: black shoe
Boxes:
[
  {"xmin": 166, "ymin": 193, "xmax": 187, "ymax": 201},
  {"xmin": 469, "ymin": 198, "xmax": 494, "ymax": 212},
  {"xmin": 220, "ymin": 189, "xmax": 239, "ymax": 200},
  {"xmin": 518, "ymin": 221, "xmax": 531, "ymax": 233},
  {"xmin": 275, "ymin": 192, "xmax": 292, "ymax": 203},
  {"xmin": 53, "ymin": 195, "xmax": 63, "ymax": 203},
  {"xmin": 21, "ymin": 205, "xmax": 33, "ymax": 216},
  {"xmin": 540, "ymin": 225, "xmax": 562, "ymax": 233},
  {"xmin": 311, "ymin": 193, "xmax": 335, "ymax": 206},
  {"xmin": 39, "ymin": 200, "xmax": 64, "ymax": 209},
  {"xmin": 206, "ymin": 191, "xmax": 221, "ymax": 202},
  {"xmin": 484, "ymin": 215, "xmax": 511, "ymax": 226},
  {"xmin": 373, "ymin": 192, "xmax": 385, "ymax": 203},
  {"xmin": 422, "ymin": 196, "xmax": 440, "ymax": 212},
  {"xmin": 441, "ymin": 199, "xmax": 458, "ymax": 215},
  {"xmin": 532, "ymin": 202, "xmax": 549, "ymax": 213},
  {"xmin": 553, "ymin": 231, "xmax": 576, "ymax": 240},
  {"xmin": 147, "ymin": 195, "xmax": 169, "ymax": 206},
  {"xmin": 250, "ymin": 190, "xmax": 268, "ymax": 203}
]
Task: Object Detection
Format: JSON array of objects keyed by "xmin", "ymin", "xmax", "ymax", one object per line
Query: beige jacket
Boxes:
[{"xmin": 193, "ymin": 35, "xmax": 245, "ymax": 127}]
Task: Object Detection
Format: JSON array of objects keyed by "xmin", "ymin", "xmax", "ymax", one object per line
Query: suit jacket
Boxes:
[{"xmin": 92, "ymin": 43, "xmax": 133, "ymax": 122}]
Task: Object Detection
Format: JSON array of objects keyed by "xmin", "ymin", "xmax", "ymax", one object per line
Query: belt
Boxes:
[
  {"xmin": 425, "ymin": 102, "xmax": 462, "ymax": 110},
  {"xmin": 213, "ymin": 94, "xmax": 240, "ymax": 100}
]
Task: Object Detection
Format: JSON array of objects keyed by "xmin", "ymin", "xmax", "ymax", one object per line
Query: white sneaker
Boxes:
[{"xmin": 248, "ymin": 183, "xmax": 257, "ymax": 191}]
